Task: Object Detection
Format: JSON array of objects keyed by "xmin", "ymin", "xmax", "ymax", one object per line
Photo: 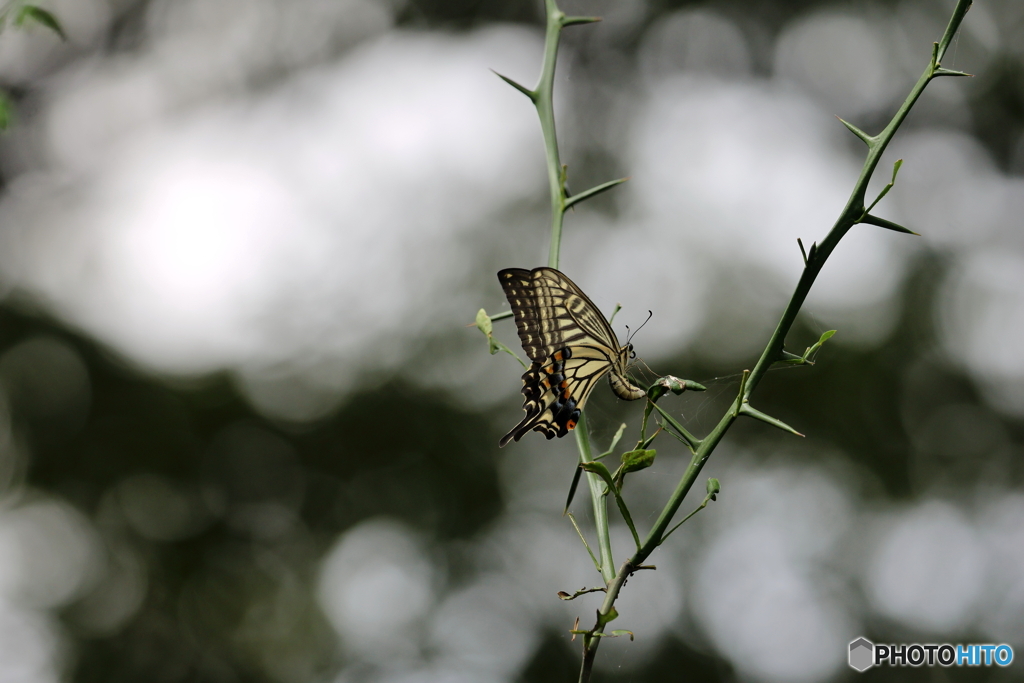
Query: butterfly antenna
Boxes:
[{"xmin": 626, "ymin": 310, "xmax": 654, "ymax": 345}]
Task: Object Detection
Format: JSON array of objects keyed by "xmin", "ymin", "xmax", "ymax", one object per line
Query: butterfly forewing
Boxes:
[{"xmin": 497, "ymin": 267, "xmax": 645, "ymax": 446}]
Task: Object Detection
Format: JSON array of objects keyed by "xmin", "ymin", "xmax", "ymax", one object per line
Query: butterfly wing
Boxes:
[
  {"xmin": 498, "ymin": 267, "xmax": 622, "ymax": 362},
  {"xmin": 497, "ymin": 267, "xmax": 644, "ymax": 447},
  {"xmin": 499, "ymin": 345, "xmax": 612, "ymax": 447}
]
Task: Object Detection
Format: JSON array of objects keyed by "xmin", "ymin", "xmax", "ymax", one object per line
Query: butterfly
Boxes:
[{"xmin": 497, "ymin": 267, "xmax": 645, "ymax": 447}]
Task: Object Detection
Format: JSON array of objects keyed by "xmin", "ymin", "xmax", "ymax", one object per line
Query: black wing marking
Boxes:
[
  {"xmin": 498, "ymin": 267, "xmax": 620, "ymax": 363},
  {"xmin": 499, "ymin": 345, "xmax": 616, "ymax": 447}
]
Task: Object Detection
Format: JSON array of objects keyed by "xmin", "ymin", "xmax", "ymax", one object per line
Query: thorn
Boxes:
[
  {"xmin": 933, "ymin": 67, "xmax": 973, "ymax": 78},
  {"xmin": 564, "ymin": 177, "xmax": 630, "ymax": 210},
  {"xmin": 739, "ymin": 404, "xmax": 804, "ymax": 437},
  {"xmin": 836, "ymin": 116, "xmax": 876, "ymax": 147},
  {"xmin": 562, "ymin": 15, "xmax": 602, "ymax": 26},
  {"xmin": 491, "ymin": 70, "xmax": 537, "ymax": 101},
  {"xmin": 807, "ymin": 242, "xmax": 818, "ymax": 262},
  {"xmin": 860, "ymin": 213, "xmax": 919, "ymax": 235},
  {"xmin": 797, "ymin": 238, "xmax": 808, "ymax": 265},
  {"xmin": 733, "ymin": 369, "xmax": 750, "ymax": 415},
  {"xmin": 571, "ymin": 616, "xmax": 580, "ymax": 641}
]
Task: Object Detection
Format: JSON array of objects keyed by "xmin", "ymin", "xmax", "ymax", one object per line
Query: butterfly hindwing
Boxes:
[
  {"xmin": 497, "ymin": 267, "xmax": 646, "ymax": 447},
  {"xmin": 499, "ymin": 346, "xmax": 611, "ymax": 446}
]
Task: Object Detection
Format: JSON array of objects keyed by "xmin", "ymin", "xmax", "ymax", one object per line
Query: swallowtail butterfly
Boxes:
[{"xmin": 498, "ymin": 267, "xmax": 645, "ymax": 447}]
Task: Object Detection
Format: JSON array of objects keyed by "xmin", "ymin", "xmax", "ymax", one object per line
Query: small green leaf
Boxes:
[
  {"xmin": 566, "ymin": 512, "xmax": 601, "ymax": 574},
  {"xmin": 595, "ymin": 423, "xmax": 627, "ymax": 460},
  {"xmin": 557, "ymin": 586, "xmax": 607, "ymax": 601},
  {"xmin": 607, "ymin": 303, "xmax": 622, "ymax": 326},
  {"xmin": 608, "ymin": 629, "xmax": 635, "ymax": 641},
  {"xmin": 473, "ymin": 308, "xmax": 526, "ymax": 367},
  {"xmin": 14, "ymin": 5, "xmax": 66, "ymax": 41},
  {"xmin": 620, "ymin": 448, "xmax": 656, "ymax": 475},
  {"xmin": 801, "ymin": 329, "xmax": 837, "ymax": 361},
  {"xmin": 645, "ymin": 375, "xmax": 705, "ymax": 403},
  {"xmin": 706, "ymin": 477, "xmax": 721, "ymax": 501},
  {"xmin": 475, "ymin": 308, "xmax": 492, "ymax": 336},
  {"xmin": 581, "ymin": 460, "xmax": 641, "ymax": 549},
  {"xmin": 564, "ymin": 464, "xmax": 584, "ymax": 513},
  {"xmin": 580, "ymin": 460, "xmax": 614, "ymax": 481}
]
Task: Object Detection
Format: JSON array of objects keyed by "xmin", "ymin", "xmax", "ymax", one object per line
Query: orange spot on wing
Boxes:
[{"xmin": 566, "ymin": 419, "xmax": 577, "ymax": 430}]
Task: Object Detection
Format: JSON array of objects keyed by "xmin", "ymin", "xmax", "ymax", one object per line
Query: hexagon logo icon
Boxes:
[{"xmin": 849, "ymin": 637, "xmax": 874, "ymax": 672}]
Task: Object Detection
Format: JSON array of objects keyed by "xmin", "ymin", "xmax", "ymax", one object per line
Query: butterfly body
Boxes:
[{"xmin": 498, "ymin": 267, "xmax": 645, "ymax": 447}]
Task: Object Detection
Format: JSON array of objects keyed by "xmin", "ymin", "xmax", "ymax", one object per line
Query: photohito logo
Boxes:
[{"xmin": 848, "ymin": 638, "xmax": 1014, "ymax": 671}]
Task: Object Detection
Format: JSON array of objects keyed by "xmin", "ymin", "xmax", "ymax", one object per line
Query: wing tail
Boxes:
[{"xmin": 499, "ymin": 361, "xmax": 581, "ymax": 447}]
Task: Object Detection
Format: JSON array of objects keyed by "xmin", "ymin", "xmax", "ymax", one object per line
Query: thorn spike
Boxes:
[
  {"xmin": 739, "ymin": 404, "xmax": 804, "ymax": 437},
  {"xmin": 860, "ymin": 213, "xmax": 919, "ymax": 235},
  {"xmin": 836, "ymin": 116, "xmax": 876, "ymax": 147},
  {"xmin": 491, "ymin": 70, "xmax": 537, "ymax": 101}
]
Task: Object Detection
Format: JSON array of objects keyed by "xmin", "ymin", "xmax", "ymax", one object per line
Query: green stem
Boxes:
[
  {"xmin": 575, "ymin": 412, "xmax": 615, "ymax": 584},
  {"xmin": 577, "ymin": 2, "xmax": 973, "ymax": 679},
  {"xmin": 536, "ymin": 0, "xmax": 567, "ymax": 270}
]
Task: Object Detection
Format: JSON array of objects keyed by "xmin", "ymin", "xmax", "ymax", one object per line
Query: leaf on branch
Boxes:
[
  {"xmin": 646, "ymin": 375, "xmax": 706, "ymax": 403},
  {"xmin": 557, "ymin": 586, "xmax": 607, "ymax": 601},
  {"xmin": 580, "ymin": 460, "xmax": 641, "ymax": 549},
  {"xmin": 566, "ymin": 512, "xmax": 602, "ymax": 574},
  {"xmin": 660, "ymin": 477, "xmax": 723, "ymax": 545},
  {"xmin": 596, "ymin": 607, "xmax": 619, "ymax": 626},
  {"xmin": 14, "ymin": 5, "xmax": 66, "ymax": 40},
  {"xmin": 564, "ymin": 464, "xmax": 584, "ymax": 513},
  {"xmin": 474, "ymin": 308, "xmax": 492, "ymax": 336},
  {"xmin": 863, "ymin": 159, "xmax": 903, "ymax": 216},
  {"xmin": 801, "ymin": 329, "xmax": 837, "ymax": 362},
  {"xmin": 474, "ymin": 308, "xmax": 527, "ymax": 368},
  {"xmin": 607, "ymin": 630, "xmax": 635, "ymax": 641},
  {"xmin": 620, "ymin": 448, "xmax": 656, "ymax": 475},
  {"xmin": 595, "ymin": 422, "xmax": 627, "ymax": 460}
]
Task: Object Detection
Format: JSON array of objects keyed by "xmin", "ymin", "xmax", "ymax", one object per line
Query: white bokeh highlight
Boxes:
[
  {"xmin": 319, "ymin": 518, "xmax": 437, "ymax": 664},
  {"xmin": 866, "ymin": 501, "xmax": 986, "ymax": 635}
]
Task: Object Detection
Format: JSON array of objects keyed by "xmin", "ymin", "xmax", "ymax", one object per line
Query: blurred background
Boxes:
[{"xmin": 0, "ymin": 0, "xmax": 1019, "ymax": 681}]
